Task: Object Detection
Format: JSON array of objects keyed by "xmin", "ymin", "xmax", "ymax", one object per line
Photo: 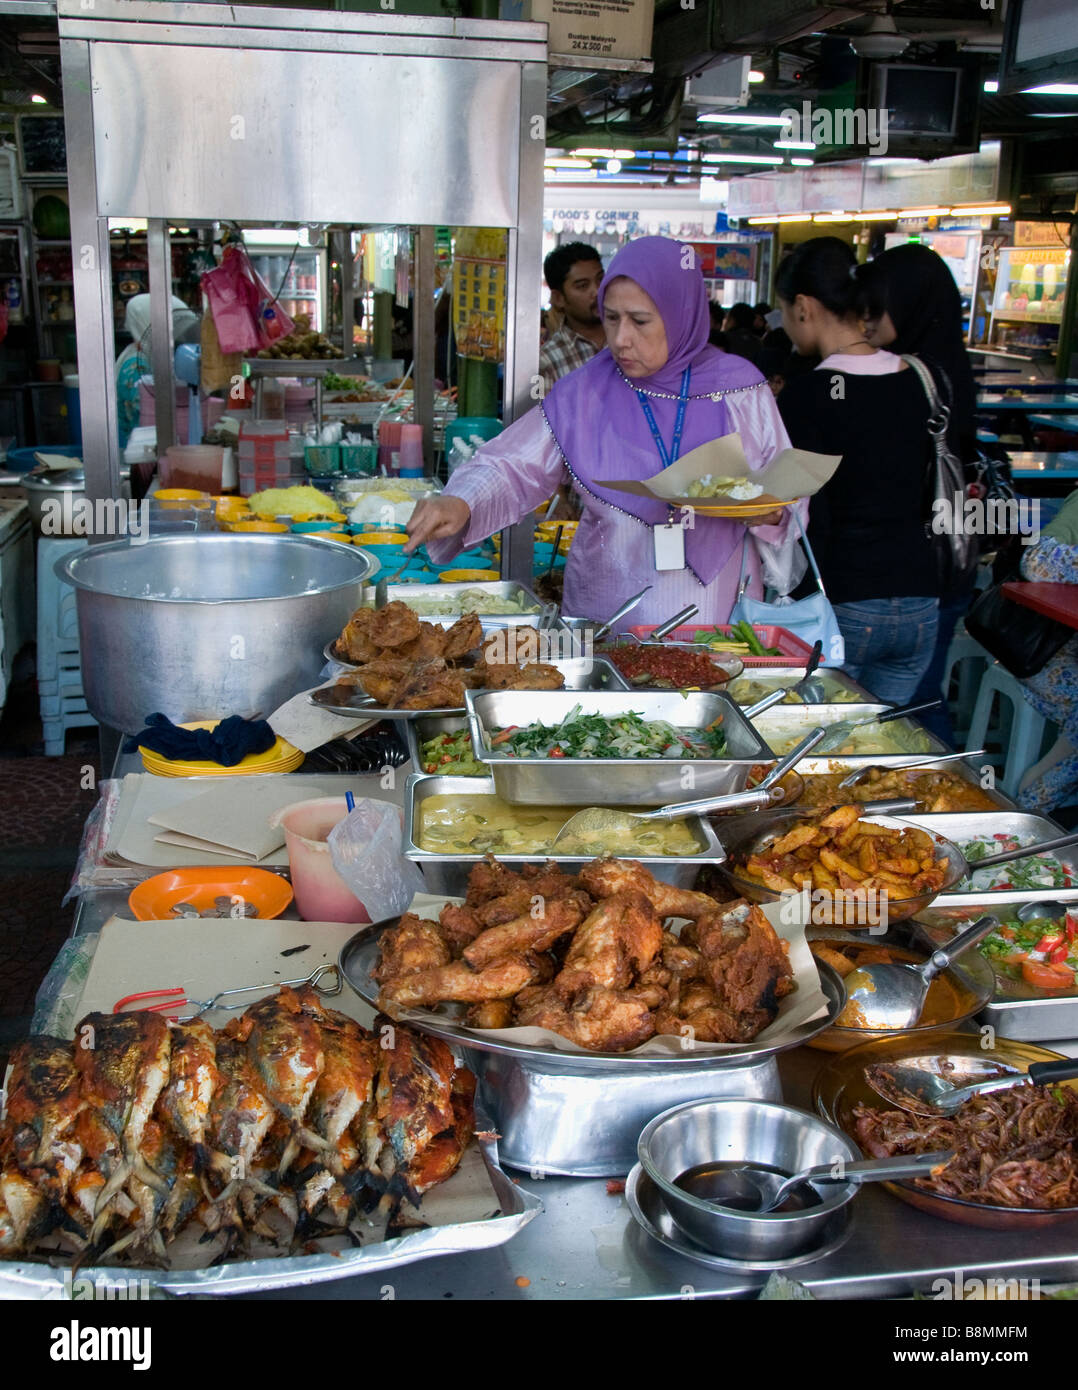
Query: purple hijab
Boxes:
[{"xmin": 541, "ymin": 236, "xmax": 766, "ymax": 586}]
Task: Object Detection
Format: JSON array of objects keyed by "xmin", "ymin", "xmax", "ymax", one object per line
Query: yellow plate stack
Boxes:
[{"xmin": 138, "ymin": 721, "xmax": 305, "ymax": 777}]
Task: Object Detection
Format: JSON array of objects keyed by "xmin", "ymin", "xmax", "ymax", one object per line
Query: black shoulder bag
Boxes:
[
  {"xmin": 964, "ymin": 534, "xmax": 1072, "ymax": 679},
  {"xmin": 902, "ymin": 353, "xmax": 979, "ymax": 598}
]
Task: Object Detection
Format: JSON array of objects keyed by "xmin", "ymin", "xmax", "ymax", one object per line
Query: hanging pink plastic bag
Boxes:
[{"xmin": 201, "ymin": 244, "xmax": 293, "ymax": 355}]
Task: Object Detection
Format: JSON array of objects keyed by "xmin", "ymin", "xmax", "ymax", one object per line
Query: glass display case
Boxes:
[{"xmin": 988, "ymin": 244, "xmax": 1070, "ymax": 359}]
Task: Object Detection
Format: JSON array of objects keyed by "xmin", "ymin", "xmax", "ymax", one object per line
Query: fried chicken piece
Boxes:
[
  {"xmin": 396, "ymin": 622, "xmax": 449, "ymax": 662},
  {"xmin": 480, "ymin": 662, "xmax": 566, "ymax": 691},
  {"xmin": 474, "ymin": 887, "xmax": 542, "ymax": 928},
  {"xmin": 367, "ymin": 599, "xmax": 420, "ymax": 648},
  {"xmin": 463, "ymin": 891, "xmax": 591, "ymax": 968},
  {"xmin": 557, "ymin": 890, "xmax": 663, "ymax": 991},
  {"xmin": 437, "ymin": 903, "xmax": 485, "ymax": 955},
  {"xmin": 442, "ymin": 612, "xmax": 482, "ymax": 661},
  {"xmin": 661, "ymin": 929, "xmax": 706, "ymax": 980},
  {"xmin": 338, "ymin": 608, "xmax": 382, "ymax": 664},
  {"xmin": 579, "ymin": 858, "xmax": 719, "ymax": 922},
  {"xmin": 380, "ymin": 954, "xmax": 542, "ymax": 1008},
  {"xmin": 520, "ymin": 861, "xmax": 583, "ymax": 898},
  {"xmin": 348, "ymin": 657, "xmax": 414, "ymax": 706},
  {"xmin": 693, "ymin": 901, "xmax": 794, "ymax": 1024},
  {"xmin": 373, "ymin": 913, "xmax": 451, "ymax": 984},
  {"xmin": 514, "ymin": 982, "xmax": 655, "ymax": 1051},
  {"xmin": 654, "ymin": 979, "xmax": 754, "ymax": 1043},
  {"xmin": 465, "ymin": 1000, "xmax": 514, "ymax": 1030},
  {"xmin": 465, "ymin": 856, "xmax": 525, "ymax": 907},
  {"xmin": 390, "ymin": 659, "xmax": 467, "ymax": 710}
]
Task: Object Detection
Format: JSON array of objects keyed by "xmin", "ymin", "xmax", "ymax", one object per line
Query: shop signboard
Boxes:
[
  {"xmin": 689, "ymin": 242, "xmax": 757, "ymax": 280},
  {"xmin": 1015, "ymin": 220, "xmax": 1072, "ymax": 247}
]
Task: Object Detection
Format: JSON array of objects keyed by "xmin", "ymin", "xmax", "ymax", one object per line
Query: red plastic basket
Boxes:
[{"xmin": 625, "ymin": 623, "xmax": 815, "ymax": 667}]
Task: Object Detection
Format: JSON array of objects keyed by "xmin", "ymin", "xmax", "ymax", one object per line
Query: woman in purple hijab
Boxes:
[{"xmin": 407, "ymin": 237, "xmax": 802, "ymax": 631}]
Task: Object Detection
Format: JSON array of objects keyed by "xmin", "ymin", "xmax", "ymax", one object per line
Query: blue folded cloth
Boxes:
[{"xmin": 124, "ymin": 712, "xmax": 278, "ymax": 766}]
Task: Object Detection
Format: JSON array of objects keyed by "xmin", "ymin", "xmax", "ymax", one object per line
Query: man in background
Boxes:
[{"xmin": 539, "ymin": 242, "xmax": 604, "ymax": 393}]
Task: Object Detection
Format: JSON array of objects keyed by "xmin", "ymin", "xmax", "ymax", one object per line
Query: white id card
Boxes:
[{"xmin": 653, "ymin": 523, "xmax": 686, "ymax": 571}]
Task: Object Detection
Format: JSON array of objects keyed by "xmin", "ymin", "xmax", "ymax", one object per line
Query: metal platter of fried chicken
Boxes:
[
  {"xmin": 0, "ymin": 984, "xmax": 477, "ymax": 1272},
  {"xmin": 325, "ymin": 601, "xmax": 566, "ymax": 711},
  {"xmin": 370, "ymin": 856, "xmax": 797, "ymax": 1053}
]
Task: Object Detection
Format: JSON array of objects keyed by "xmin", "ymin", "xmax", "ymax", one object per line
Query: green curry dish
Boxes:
[{"xmin": 490, "ymin": 708, "xmax": 728, "ymax": 760}]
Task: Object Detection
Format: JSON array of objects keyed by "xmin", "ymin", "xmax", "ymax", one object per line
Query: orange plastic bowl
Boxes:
[{"xmin": 127, "ymin": 867, "xmax": 294, "ymax": 922}]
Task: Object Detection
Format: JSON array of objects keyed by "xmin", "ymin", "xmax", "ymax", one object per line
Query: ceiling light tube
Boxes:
[{"xmin": 698, "ymin": 113, "xmax": 793, "ymax": 126}]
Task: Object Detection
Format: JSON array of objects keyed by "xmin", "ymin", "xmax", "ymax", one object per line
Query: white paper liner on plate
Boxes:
[
  {"xmin": 385, "ymin": 891, "xmax": 829, "ymax": 1057},
  {"xmin": 605, "ymin": 431, "xmax": 841, "ymax": 512}
]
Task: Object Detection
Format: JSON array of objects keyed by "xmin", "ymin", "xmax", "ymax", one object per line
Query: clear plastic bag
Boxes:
[{"xmin": 327, "ymin": 799, "xmax": 424, "ymax": 922}]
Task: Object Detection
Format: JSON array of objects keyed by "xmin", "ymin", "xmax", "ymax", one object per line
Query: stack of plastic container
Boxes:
[{"xmin": 238, "ymin": 419, "xmax": 291, "ymax": 496}]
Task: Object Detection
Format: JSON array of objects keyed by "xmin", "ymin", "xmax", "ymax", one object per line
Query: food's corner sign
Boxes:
[{"xmin": 520, "ymin": 0, "xmax": 654, "ymax": 62}]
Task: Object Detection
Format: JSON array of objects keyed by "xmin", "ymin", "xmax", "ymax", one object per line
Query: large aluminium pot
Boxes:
[
  {"xmin": 57, "ymin": 533, "xmax": 375, "ymax": 733},
  {"xmin": 22, "ymin": 468, "xmax": 130, "ymax": 535}
]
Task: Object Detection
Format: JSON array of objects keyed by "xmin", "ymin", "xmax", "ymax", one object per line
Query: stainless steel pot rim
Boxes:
[
  {"xmin": 339, "ymin": 924, "xmax": 845, "ymax": 1070},
  {"xmin": 56, "ymin": 533, "xmax": 376, "ymax": 603},
  {"xmin": 625, "ymin": 1164, "xmax": 855, "ymax": 1272},
  {"xmin": 637, "ymin": 1096, "xmax": 861, "ymax": 1221}
]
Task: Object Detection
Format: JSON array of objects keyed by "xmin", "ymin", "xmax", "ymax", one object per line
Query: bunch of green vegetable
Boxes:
[
  {"xmin": 691, "ymin": 622, "xmax": 782, "ymax": 658},
  {"xmin": 490, "ymin": 705, "xmax": 727, "ymax": 759}
]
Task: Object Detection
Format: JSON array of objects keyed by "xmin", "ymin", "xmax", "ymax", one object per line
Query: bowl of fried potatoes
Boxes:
[{"xmin": 720, "ymin": 805, "xmax": 962, "ymax": 926}]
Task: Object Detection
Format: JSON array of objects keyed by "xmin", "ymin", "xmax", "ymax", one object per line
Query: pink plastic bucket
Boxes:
[{"xmin": 271, "ymin": 797, "xmax": 371, "ymax": 924}]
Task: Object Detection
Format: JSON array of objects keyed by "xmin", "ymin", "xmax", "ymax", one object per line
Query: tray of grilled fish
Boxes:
[{"xmin": 0, "ymin": 985, "xmax": 540, "ymax": 1295}]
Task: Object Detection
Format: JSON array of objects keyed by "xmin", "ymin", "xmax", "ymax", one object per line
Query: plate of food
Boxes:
[
  {"xmin": 339, "ymin": 857, "xmax": 844, "ymax": 1063},
  {"xmin": 812, "ymin": 1030, "xmax": 1078, "ymax": 1229}
]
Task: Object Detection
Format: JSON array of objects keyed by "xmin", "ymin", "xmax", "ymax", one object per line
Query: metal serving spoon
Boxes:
[
  {"xmin": 791, "ymin": 640, "xmax": 825, "ymax": 704},
  {"xmin": 840, "ymin": 914, "xmax": 1001, "ymax": 1031},
  {"xmin": 838, "ymin": 749, "xmax": 989, "ymax": 789},
  {"xmin": 813, "ymin": 699, "xmax": 944, "ymax": 753},
  {"xmin": 696, "ymin": 1150, "xmax": 955, "ymax": 1214},
  {"xmin": 549, "ymin": 726, "xmax": 829, "ymax": 851},
  {"xmin": 591, "ymin": 585, "xmax": 653, "ymax": 642},
  {"xmin": 865, "ymin": 1057, "xmax": 1078, "ymax": 1118}
]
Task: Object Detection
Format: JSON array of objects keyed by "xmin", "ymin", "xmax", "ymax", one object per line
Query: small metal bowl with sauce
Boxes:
[
  {"xmin": 806, "ymin": 921, "xmax": 995, "ymax": 1052},
  {"xmin": 637, "ymin": 1098, "xmax": 860, "ymax": 1263}
]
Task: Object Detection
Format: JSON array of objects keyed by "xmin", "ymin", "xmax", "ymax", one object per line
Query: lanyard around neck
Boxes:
[{"xmin": 636, "ymin": 366, "xmax": 691, "ymax": 470}]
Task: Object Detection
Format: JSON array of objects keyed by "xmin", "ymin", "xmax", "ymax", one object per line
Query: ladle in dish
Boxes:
[
  {"xmin": 838, "ymin": 749, "xmax": 988, "ymax": 789},
  {"xmin": 693, "ymin": 1150, "xmax": 955, "ymax": 1213},
  {"xmin": 549, "ymin": 725, "xmax": 829, "ymax": 851},
  {"xmin": 791, "ymin": 640, "xmax": 825, "ymax": 703},
  {"xmin": 840, "ymin": 914, "xmax": 1001, "ymax": 1030}
]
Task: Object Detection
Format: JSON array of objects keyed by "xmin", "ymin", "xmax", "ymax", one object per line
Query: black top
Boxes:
[{"xmin": 777, "ymin": 364, "xmax": 939, "ymax": 604}]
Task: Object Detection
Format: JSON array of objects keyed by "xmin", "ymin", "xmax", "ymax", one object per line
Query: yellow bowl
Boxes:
[
  {"xmin": 309, "ymin": 530, "xmax": 353, "ymax": 544},
  {"xmin": 157, "ymin": 488, "xmax": 210, "ymax": 501},
  {"xmin": 439, "ymin": 568, "xmax": 499, "ymax": 583},
  {"xmin": 294, "ymin": 510, "xmax": 347, "ymax": 524},
  {"xmin": 227, "ymin": 519, "xmax": 289, "ymax": 534},
  {"xmin": 355, "ymin": 531, "xmax": 407, "ymax": 545}
]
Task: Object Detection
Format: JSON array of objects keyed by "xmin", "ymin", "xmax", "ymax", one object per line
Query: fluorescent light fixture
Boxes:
[
  {"xmin": 573, "ymin": 148, "xmax": 636, "ymax": 158},
  {"xmin": 30, "ymin": 94, "xmax": 47, "ymax": 104},
  {"xmin": 790, "ymin": 157, "xmax": 814, "ymax": 166},
  {"xmin": 1024, "ymin": 83, "xmax": 1078, "ymax": 95},
  {"xmin": 606, "ymin": 159, "xmax": 622, "ymax": 173},
  {"xmin": 774, "ymin": 139, "xmax": 816, "ymax": 150},
  {"xmin": 748, "ymin": 70, "xmax": 765, "ymax": 83},
  {"xmin": 1032, "ymin": 112, "xmax": 1078, "ymax": 117},
  {"xmin": 983, "ymin": 79, "xmax": 999, "ymax": 93},
  {"xmin": 948, "ymin": 203, "xmax": 1011, "ymax": 216},
  {"xmin": 897, "ymin": 207, "xmax": 951, "ymax": 218},
  {"xmin": 701, "ymin": 152, "xmax": 784, "ymax": 164},
  {"xmin": 747, "ymin": 214, "xmax": 815, "ymax": 224},
  {"xmin": 857, "ymin": 210, "xmax": 900, "ymax": 220},
  {"xmin": 543, "ymin": 158, "xmax": 593, "ymax": 170},
  {"xmin": 698, "ymin": 113, "xmax": 792, "ymax": 126},
  {"xmin": 814, "ymin": 213, "xmax": 853, "ymax": 222}
]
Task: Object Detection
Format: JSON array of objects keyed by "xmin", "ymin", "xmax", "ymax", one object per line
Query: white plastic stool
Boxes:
[
  {"xmin": 965, "ymin": 662, "xmax": 1049, "ymax": 800},
  {"xmin": 941, "ymin": 625, "xmax": 992, "ymax": 744},
  {"xmin": 36, "ymin": 536, "xmax": 97, "ymax": 754}
]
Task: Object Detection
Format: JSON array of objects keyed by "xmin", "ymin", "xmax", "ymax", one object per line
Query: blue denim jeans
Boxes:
[{"xmin": 833, "ymin": 597, "xmax": 940, "ymax": 706}]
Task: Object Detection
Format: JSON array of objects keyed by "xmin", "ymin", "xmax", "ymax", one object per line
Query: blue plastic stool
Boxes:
[
  {"xmin": 36, "ymin": 536, "xmax": 97, "ymax": 754},
  {"xmin": 940, "ymin": 624, "xmax": 992, "ymax": 745},
  {"xmin": 965, "ymin": 662, "xmax": 1050, "ymax": 800}
]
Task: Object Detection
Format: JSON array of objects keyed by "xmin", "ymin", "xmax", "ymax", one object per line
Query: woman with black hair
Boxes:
[
  {"xmin": 860, "ymin": 244, "xmax": 980, "ymax": 741},
  {"xmin": 775, "ymin": 236, "xmax": 942, "ymax": 705}
]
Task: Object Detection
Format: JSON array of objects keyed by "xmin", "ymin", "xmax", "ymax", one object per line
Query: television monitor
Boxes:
[
  {"xmin": 999, "ymin": 0, "xmax": 1078, "ymax": 96},
  {"xmin": 869, "ymin": 63, "xmax": 962, "ymax": 138}
]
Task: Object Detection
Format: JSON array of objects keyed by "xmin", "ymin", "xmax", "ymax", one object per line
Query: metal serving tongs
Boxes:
[
  {"xmin": 112, "ymin": 964, "xmax": 343, "ymax": 1021},
  {"xmin": 550, "ymin": 725, "xmax": 830, "ymax": 850},
  {"xmin": 590, "ymin": 585, "xmax": 653, "ymax": 642}
]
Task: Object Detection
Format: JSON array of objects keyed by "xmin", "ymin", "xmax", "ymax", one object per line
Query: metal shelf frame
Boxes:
[{"xmin": 59, "ymin": 0, "xmax": 547, "ymax": 582}]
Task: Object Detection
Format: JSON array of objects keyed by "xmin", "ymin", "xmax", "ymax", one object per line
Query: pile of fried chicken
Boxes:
[
  {"xmin": 374, "ymin": 856, "xmax": 796, "ymax": 1052},
  {"xmin": 331, "ymin": 602, "xmax": 565, "ymax": 709},
  {"xmin": 0, "ymin": 986, "xmax": 474, "ymax": 1267}
]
